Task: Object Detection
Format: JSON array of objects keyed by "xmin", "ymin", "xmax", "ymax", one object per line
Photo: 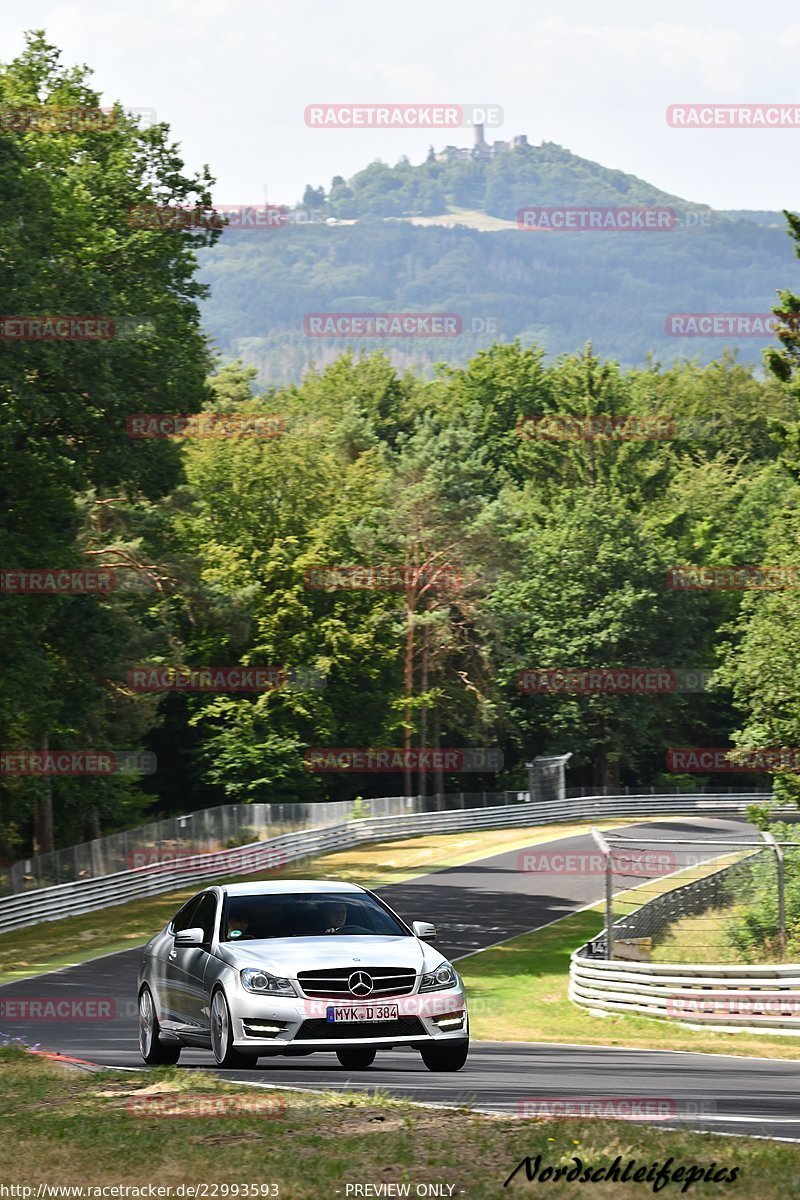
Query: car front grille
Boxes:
[
  {"xmin": 295, "ymin": 1017, "xmax": 426, "ymax": 1041},
  {"xmin": 297, "ymin": 966, "xmax": 417, "ymax": 998}
]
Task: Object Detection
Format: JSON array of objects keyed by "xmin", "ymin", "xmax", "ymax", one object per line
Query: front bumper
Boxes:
[{"xmin": 227, "ymin": 985, "xmax": 469, "ymax": 1051}]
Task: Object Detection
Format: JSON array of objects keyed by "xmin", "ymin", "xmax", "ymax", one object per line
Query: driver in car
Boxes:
[
  {"xmin": 321, "ymin": 901, "xmax": 348, "ymax": 933},
  {"xmin": 226, "ymin": 912, "xmax": 253, "ymax": 940}
]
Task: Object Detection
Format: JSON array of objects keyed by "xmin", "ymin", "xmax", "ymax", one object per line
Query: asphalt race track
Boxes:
[{"xmin": 3, "ymin": 815, "xmax": 800, "ymax": 1139}]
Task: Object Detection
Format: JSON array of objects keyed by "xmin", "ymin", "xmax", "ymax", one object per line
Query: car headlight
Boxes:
[
  {"xmin": 419, "ymin": 962, "xmax": 458, "ymax": 992},
  {"xmin": 240, "ymin": 968, "xmax": 297, "ymax": 996}
]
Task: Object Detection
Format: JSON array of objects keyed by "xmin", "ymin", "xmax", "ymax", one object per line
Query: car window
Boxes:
[
  {"xmin": 171, "ymin": 895, "xmax": 201, "ymax": 934},
  {"xmin": 194, "ymin": 893, "xmax": 218, "ymax": 942},
  {"xmin": 221, "ymin": 892, "xmax": 409, "ymax": 940}
]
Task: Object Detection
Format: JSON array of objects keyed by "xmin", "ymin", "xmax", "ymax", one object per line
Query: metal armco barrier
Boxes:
[
  {"xmin": 570, "ymin": 954, "xmax": 800, "ymax": 1033},
  {"xmin": 570, "ymin": 832, "xmax": 800, "ymax": 1033},
  {"xmin": 0, "ymin": 792, "xmax": 769, "ymax": 935}
]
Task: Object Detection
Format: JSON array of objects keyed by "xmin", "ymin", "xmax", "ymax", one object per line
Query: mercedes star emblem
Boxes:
[{"xmin": 348, "ymin": 970, "xmax": 374, "ymax": 996}]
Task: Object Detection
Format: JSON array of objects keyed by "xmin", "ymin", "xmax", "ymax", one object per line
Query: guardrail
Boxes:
[
  {"xmin": 4, "ymin": 795, "xmax": 445, "ymax": 894},
  {"xmin": 0, "ymin": 792, "xmax": 770, "ymax": 935},
  {"xmin": 570, "ymin": 954, "xmax": 800, "ymax": 1032},
  {"xmin": 6, "ymin": 784, "xmax": 771, "ymax": 896},
  {"xmin": 570, "ymin": 842, "xmax": 800, "ymax": 1033}
]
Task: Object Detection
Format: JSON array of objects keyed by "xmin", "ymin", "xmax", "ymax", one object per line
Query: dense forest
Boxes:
[
  {"xmin": 198, "ymin": 216, "xmax": 797, "ymax": 381},
  {"xmin": 199, "ymin": 143, "xmax": 796, "ymax": 382},
  {"xmin": 199, "ymin": 131, "xmax": 796, "ymax": 383},
  {"xmin": 4, "ymin": 36, "xmax": 800, "ymax": 861}
]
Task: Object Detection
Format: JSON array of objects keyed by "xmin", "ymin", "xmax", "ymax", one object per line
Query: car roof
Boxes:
[{"xmin": 219, "ymin": 880, "xmax": 367, "ymax": 896}]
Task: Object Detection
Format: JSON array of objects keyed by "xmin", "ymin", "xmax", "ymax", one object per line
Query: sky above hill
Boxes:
[{"xmin": 3, "ymin": 0, "xmax": 799, "ymax": 212}]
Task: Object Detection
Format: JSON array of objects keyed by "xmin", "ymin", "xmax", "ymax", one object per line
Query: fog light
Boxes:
[
  {"xmin": 242, "ymin": 1020, "xmax": 285, "ymax": 1037},
  {"xmin": 434, "ymin": 1012, "xmax": 465, "ymax": 1028}
]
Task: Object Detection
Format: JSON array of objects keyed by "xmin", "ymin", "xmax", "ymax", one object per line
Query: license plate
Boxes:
[{"xmin": 326, "ymin": 1004, "xmax": 399, "ymax": 1023}]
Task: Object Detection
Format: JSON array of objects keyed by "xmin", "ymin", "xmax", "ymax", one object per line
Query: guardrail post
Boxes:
[
  {"xmin": 762, "ymin": 830, "xmax": 786, "ymax": 958},
  {"xmin": 591, "ymin": 827, "xmax": 614, "ymax": 960}
]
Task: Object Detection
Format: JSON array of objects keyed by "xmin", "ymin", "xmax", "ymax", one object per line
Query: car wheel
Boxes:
[
  {"xmin": 336, "ymin": 1048, "xmax": 377, "ymax": 1069},
  {"xmin": 419, "ymin": 1039, "xmax": 469, "ymax": 1072},
  {"xmin": 138, "ymin": 986, "xmax": 181, "ymax": 1065},
  {"xmin": 210, "ymin": 988, "xmax": 259, "ymax": 1068}
]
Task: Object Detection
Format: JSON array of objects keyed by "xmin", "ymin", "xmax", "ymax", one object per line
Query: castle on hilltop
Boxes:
[{"xmin": 434, "ymin": 124, "xmax": 529, "ymax": 163}]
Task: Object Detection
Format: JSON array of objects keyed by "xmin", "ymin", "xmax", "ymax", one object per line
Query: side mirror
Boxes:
[
  {"xmin": 174, "ymin": 926, "xmax": 205, "ymax": 947},
  {"xmin": 412, "ymin": 920, "xmax": 437, "ymax": 942}
]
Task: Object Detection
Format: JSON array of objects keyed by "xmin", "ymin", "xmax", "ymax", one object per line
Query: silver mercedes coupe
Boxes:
[{"xmin": 137, "ymin": 879, "xmax": 469, "ymax": 1071}]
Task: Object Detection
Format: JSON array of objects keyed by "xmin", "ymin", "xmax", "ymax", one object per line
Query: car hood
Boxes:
[{"xmin": 215, "ymin": 934, "xmax": 441, "ymax": 975}]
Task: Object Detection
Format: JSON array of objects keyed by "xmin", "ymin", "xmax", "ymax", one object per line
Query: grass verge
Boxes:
[
  {"xmin": 0, "ymin": 819, "xmax": 641, "ymax": 984},
  {"xmin": 0, "ymin": 1048, "xmax": 796, "ymax": 1197},
  {"xmin": 458, "ymin": 877, "xmax": 800, "ymax": 1059},
  {"xmin": 651, "ymin": 905, "xmax": 746, "ymax": 965}
]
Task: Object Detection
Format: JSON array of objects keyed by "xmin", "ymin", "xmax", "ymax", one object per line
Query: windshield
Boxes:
[{"xmin": 221, "ymin": 891, "xmax": 410, "ymax": 941}]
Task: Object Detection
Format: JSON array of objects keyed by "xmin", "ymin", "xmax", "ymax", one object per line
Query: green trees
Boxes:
[
  {"xmin": 7, "ymin": 302, "xmax": 798, "ymax": 848},
  {"xmin": 6, "ymin": 35, "xmax": 800, "ymax": 859},
  {"xmin": 325, "ymin": 139, "xmax": 694, "ymax": 222},
  {"xmin": 0, "ymin": 33, "xmax": 216, "ymax": 852},
  {"xmin": 153, "ymin": 343, "xmax": 799, "ymax": 807},
  {"xmin": 169, "ymin": 358, "xmax": 501, "ymax": 803},
  {"xmin": 489, "ymin": 491, "xmax": 700, "ymax": 788},
  {"xmin": 173, "ymin": 361, "xmax": 400, "ymax": 803},
  {"xmin": 197, "ymin": 217, "xmax": 796, "ymax": 388},
  {"xmin": 711, "ymin": 213, "xmax": 800, "ymax": 803}
]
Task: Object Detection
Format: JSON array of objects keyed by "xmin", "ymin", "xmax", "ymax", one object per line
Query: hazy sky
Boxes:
[{"xmin": 2, "ymin": 0, "xmax": 799, "ymax": 210}]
